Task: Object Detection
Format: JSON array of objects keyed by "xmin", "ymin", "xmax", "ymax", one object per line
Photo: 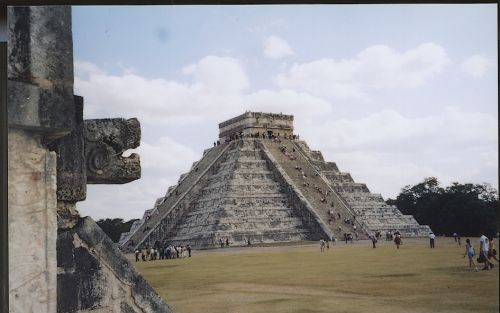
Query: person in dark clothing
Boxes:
[
  {"xmin": 429, "ymin": 232, "xmax": 436, "ymax": 248},
  {"xmin": 187, "ymin": 245, "xmax": 192, "ymax": 257},
  {"xmin": 226, "ymin": 238, "xmax": 229, "ymax": 246},
  {"xmin": 371, "ymin": 235, "xmax": 377, "ymax": 248},
  {"xmin": 394, "ymin": 234, "xmax": 402, "ymax": 249}
]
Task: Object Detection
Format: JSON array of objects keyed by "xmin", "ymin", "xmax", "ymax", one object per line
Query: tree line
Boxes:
[{"xmin": 386, "ymin": 177, "xmax": 498, "ymax": 237}]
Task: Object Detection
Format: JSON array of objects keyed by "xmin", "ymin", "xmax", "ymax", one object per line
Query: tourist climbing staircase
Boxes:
[
  {"xmin": 156, "ymin": 138, "xmax": 322, "ymax": 247},
  {"xmin": 292, "ymin": 140, "xmax": 431, "ymax": 237},
  {"xmin": 121, "ymin": 139, "xmax": 330, "ymax": 250},
  {"xmin": 260, "ymin": 139, "xmax": 368, "ymax": 240},
  {"xmin": 121, "ymin": 143, "xmax": 231, "ymax": 251}
]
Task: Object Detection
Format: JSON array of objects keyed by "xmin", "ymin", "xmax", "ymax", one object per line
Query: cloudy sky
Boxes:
[{"xmin": 72, "ymin": 4, "xmax": 498, "ymax": 221}]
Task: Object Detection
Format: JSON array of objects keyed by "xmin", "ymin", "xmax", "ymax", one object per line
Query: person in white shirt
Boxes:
[
  {"xmin": 429, "ymin": 232, "xmax": 436, "ymax": 248},
  {"xmin": 479, "ymin": 233, "xmax": 493, "ymax": 270}
]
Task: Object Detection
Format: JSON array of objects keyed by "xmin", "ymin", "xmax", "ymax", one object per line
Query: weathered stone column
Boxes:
[
  {"xmin": 7, "ymin": 6, "xmax": 74, "ymax": 313},
  {"xmin": 8, "ymin": 6, "xmax": 172, "ymax": 313},
  {"xmin": 8, "ymin": 130, "xmax": 58, "ymax": 313}
]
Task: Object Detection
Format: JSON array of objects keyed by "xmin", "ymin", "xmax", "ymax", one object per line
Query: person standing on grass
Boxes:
[
  {"xmin": 464, "ymin": 239, "xmax": 478, "ymax": 271},
  {"xmin": 479, "ymin": 232, "xmax": 493, "ymax": 270},
  {"xmin": 371, "ymin": 235, "xmax": 377, "ymax": 248},
  {"xmin": 320, "ymin": 239, "xmax": 325, "ymax": 252},
  {"xmin": 394, "ymin": 234, "xmax": 401, "ymax": 249},
  {"xmin": 187, "ymin": 244, "xmax": 192, "ymax": 258},
  {"xmin": 488, "ymin": 236, "xmax": 499, "ymax": 263},
  {"xmin": 135, "ymin": 249, "xmax": 140, "ymax": 262},
  {"xmin": 429, "ymin": 232, "xmax": 436, "ymax": 248},
  {"xmin": 326, "ymin": 240, "xmax": 330, "ymax": 250}
]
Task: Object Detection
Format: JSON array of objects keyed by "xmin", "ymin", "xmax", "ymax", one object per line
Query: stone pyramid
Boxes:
[{"xmin": 120, "ymin": 112, "xmax": 431, "ymax": 251}]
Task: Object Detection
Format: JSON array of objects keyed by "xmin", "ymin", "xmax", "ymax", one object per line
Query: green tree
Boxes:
[
  {"xmin": 388, "ymin": 178, "xmax": 498, "ymax": 236},
  {"xmin": 96, "ymin": 218, "xmax": 139, "ymax": 243}
]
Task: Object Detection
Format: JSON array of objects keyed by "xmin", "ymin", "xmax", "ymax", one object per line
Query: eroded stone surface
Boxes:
[
  {"xmin": 57, "ymin": 217, "xmax": 172, "ymax": 313},
  {"xmin": 7, "ymin": 6, "xmax": 74, "ymax": 139},
  {"xmin": 8, "ymin": 129, "xmax": 57, "ymax": 313},
  {"xmin": 84, "ymin": 118, "xmax": 141, "ymax": 184},
  {"xmin": 52, "ymin": 95, "xmax": 86, "ymax": 202}
]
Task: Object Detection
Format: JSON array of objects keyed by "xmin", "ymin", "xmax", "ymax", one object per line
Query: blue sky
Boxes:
[{"xmin": 72, "ymin": 4, "xmax": 498, "ymax": 220}]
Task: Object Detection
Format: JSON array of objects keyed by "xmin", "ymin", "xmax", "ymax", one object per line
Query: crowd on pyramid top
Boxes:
[{"xmin": 214, "ymin": 132, "xmax": 301, "ymax": 146}]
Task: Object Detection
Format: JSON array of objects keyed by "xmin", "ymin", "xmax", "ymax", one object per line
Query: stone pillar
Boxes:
[
  {"xmin": 7, "ymin": 6, "xmax": 74, "ymax": 313},
  {"xmin": 8, "ymin": 6, "xmax": 171, "ymax": 313},
  {"xmin": 8, "ymin": 130, "xmax": 58, "ymax": 313}
]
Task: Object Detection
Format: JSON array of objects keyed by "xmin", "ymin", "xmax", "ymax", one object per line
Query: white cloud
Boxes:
[
  {"xmin": 74, "ymin": 60, "xmax": 106, "ymax": 76},
  {"xmin": 182, "ymin": 55, "xmax": 249, "ymax": 92},
  {"xmin": 275, "ymin": 43, "xmax": 451, "ymax": 100},
  {"xmin": 301, "ymin": 107, "xmax": 498, "ymax": 198},
  {"xmin": 74, "ymin": 57, "xmax": 331, "ymax": 127},
  {"xmin": 461, "ymin": 55, "xmax": 494, "ymax": 78},
  {"xmin": 246, "ymin": 89, "xmax": 332, "ymax": 117},
  {"xmin": 264, "ymin": 36, "xmax": 294, "ymax": 59}
]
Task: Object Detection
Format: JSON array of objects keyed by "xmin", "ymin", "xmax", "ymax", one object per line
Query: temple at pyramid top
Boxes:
[{"xmin": 219, "ymin": 111, "xmax": 294, "ymax": 140}]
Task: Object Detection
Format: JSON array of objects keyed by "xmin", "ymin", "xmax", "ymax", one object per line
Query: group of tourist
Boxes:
[
  {"xmin": 215, "ymin": 131, "xmax": 301, "ymax": 146},
  {"xmin": 319, "ymin": 238, "xmax": 330, "ymax": 252},
  {"xmin": 134, "ymin": 244, "xmax": 192, "ymax": 262},
  {"xmin": 385, "ymin": 231, "xmax": 396, "ymax": 241},
  {"xmin": 461, "ymin": 233, "xmax": 498, "ymax": 271},
  {"xmin": 218, "ymin": 238, "xmax": 231, "ymax": 248}
]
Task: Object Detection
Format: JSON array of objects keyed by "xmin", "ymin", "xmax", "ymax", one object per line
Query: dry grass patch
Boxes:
[{"xmin": 131, "ymin": 238, "xmax": 499, "ymax": 313}]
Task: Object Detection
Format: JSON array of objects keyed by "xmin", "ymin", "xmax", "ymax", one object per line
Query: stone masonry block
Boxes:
[{"xmin": 8, "ymin": 6, "xmax": 74, "ymax": 139}]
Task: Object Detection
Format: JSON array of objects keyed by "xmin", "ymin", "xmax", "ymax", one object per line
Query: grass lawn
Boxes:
[{"xmin": 131, "ymin": 238, "xmax": 499, "ymax": 313}]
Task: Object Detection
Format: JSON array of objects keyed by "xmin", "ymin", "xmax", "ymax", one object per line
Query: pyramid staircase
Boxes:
[
  {"xmin": 292, "ymin": 140, "xmax": 431, "ymax": 237},
  {"xmin": 121, "ymin": 139, "xmax": 330, "ymax": 251}
]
